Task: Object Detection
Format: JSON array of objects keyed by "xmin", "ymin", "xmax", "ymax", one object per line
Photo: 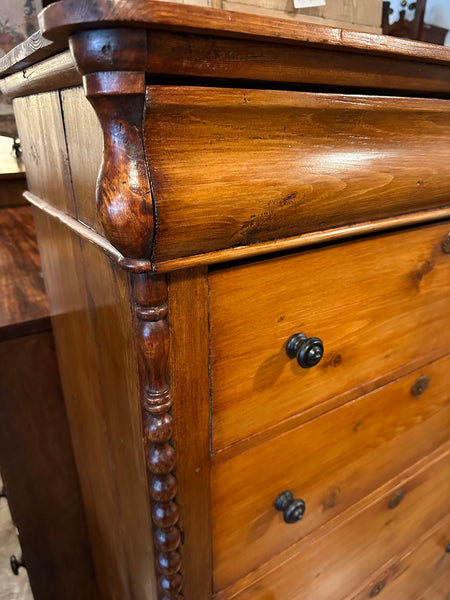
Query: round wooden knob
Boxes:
[
  {"xmin": 10, "ymin": 555, "xmax": 25, "ymax": 575},
  {"xmin": 286, "ymin": 333, "xmax": 324, "ymax": 368},
  {"xmin": 275, "ymin": 491, "xmax": 306, "ymax": 524}
]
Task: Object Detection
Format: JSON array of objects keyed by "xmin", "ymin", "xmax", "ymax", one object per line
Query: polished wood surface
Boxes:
[
  {"xmin": 168, "ymin": 267, "xmax": 212, "ymax": 600},
  {"xmin": 212, "ymin": 355, "xmax": 450, "ymax": 589},
  {"xmin": 153, "ymin": 207, "xmax": 450, "ymax": 272},
  {"xmin": 69, "ymin": 29, "xmax": 153, "ymax": 259},
  {"xmin": 32, "ymin": 211, "xmax": 156, "ymax": 600},
  {"xmin": 145, "ymin": 30, "xmax": 450, "ymax": 93},
  {"xmin": 0, "ymin": 206, "xmax": 48, "ymax": 338},
  {"xmin": 210, "ymin": 221, "xmax": 450, "ymax": 449},
  {"xmin": 132, "ymin": 271, "xmax": 184, "ymax": 598},
  {"xmin": 350, "ymin": 516, "xmax": 450, "ymax": 600},
  {"xmin": 1, "ymin": 4, "xmax": 449, "ymax": 598},
  {"xmin": 216, "ymin": 446, "xmax": 449, "ymax": 599},
  {"xmin": 3, "ymin": 27, "xmax": 450, "ymax": 100},
  {"xmin": 36, "ymin": 0, "xmax": 450, "ymax": 64},
  {"xmin": 146, "ymin": 88, "xmax": 450, "ymax": 263}
]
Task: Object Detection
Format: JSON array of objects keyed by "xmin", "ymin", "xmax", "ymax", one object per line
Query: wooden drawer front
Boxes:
[
  {"xmin": 211, "ymin": 355, "xmax": 450, "ymax": 590},
  {"xmin": 146, "ymin": 87, "xmax": 450, "ymax": 263},
  {"xmin": 215, "ymin": 448, "xmax": 450, "ymax": 600},
  {"xmin": 210, "ymin": 221, "xmax": 450, "ymax": 449},
  {"xmin": 351, "ymin": 517, "xmax": 450, "ymax": 600}
]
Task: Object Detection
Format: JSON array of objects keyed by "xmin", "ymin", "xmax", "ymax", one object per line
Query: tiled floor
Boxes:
[{"xmin": 0, "ymin": 481, "xmax": 33, "ymax": 600}]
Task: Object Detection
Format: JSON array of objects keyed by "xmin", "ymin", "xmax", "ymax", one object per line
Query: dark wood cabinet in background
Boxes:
[{"xmin": 0, "ymin": 206, "xmax": 97, "ymax": 599}]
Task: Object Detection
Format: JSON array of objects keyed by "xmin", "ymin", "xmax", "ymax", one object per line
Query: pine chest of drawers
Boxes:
[{"xmin": 1, "ymin": 2, "xmax": 449, "ymax": 599}]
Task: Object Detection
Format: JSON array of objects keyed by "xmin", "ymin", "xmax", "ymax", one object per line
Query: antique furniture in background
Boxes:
[
  {"xmin": 382, "ymin": 0, "xmax": 449, "ymax": 44},
  {"xmin": 0, "ymin": 203, "xmax": 98, "ymax": 598},
  {"xmin": 1, "ymin": 1, "xmax": 449, "ymax": 598},
  {"xmin": 0, "ymin": 134, "xmax": 26, "ymax": 208}
]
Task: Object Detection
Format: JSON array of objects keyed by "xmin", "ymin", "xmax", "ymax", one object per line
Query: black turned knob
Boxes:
[
  {"xmin": 10, "ymin": 555, "xmax": 25, "ymax": 575},
  {"xmin": 286, "ymin": 333, "xmax": 324, "ymax": 368},
  {"xmin": 275, "ymin": 491, "xmax": 305, "ymax": 524}
]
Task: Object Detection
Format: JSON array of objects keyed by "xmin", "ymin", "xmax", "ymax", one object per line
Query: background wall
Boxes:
[
  {"xmin": 388, "ymin": 0, "xmax": 450, "ymax": 44},
  {"xmin": 0, "ymin": 1, "xmax": 40, "ymax": 118}
]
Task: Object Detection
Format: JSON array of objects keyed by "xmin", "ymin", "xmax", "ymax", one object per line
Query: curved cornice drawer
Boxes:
[{"xmin": 146, "ymin": 88, "xmax": 450, "ymax": 265}]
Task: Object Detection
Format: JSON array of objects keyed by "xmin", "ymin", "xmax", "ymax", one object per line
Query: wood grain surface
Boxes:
[
  {"xmin": 146, "ymin": 87, "xmax": 450, "ymax": 263},
  {"xmin": 69, "ymin": 28, "xmax": 154, "ymax": 259},
  {"xmin": 145, "ymin": 31, "xmax": 450, "ymax": 93},
  {"xmin": 0, "ymin": 30, "xmax": 53, "ymax": 76},
  {"xmin": 59, "ymin": 86, "xmax": 103, "ymax": 233},
  {"xmin": 37, "ymin": 0, "xmax": 450, "ymax": 64},
  {"xmin": 349, "ymin": 516, "xmax": 450, "ymax": 600},
  {"xmin": 168, "ymin": 267, "xmax": 212, "ymax": 600},
  {"xmin": 215, "ymin": 447, "xmax": 450, "ymax": 599},
  {"xmin": 211, "ymin": 355, "xmax": 450, "ymax": 590},
  {"xmin": 0, "ymin": 50, "xmax": 80, "ymax": 100},
  {"xmin": 210, "ymin": 221, "xmax": 450, "ymax": 450},
  {"xmin": 0, "ymin": 206, "xmax": 49, "ymax": 338},
  {"xmin": 32, "ymin": 211, "xmax": 156, "ymax": 600},
  {"xmin": 0, "ymin": 332, "xmax": 98, "ymax": 600},
  {"xmin": 13, "ymin": 92, "xmax": 76, "ymax": 217}
]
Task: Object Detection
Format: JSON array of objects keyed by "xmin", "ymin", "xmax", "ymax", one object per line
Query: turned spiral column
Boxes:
[
  {"xmin": 70, "ymin": 27, "xmax": 184, "ymax": 599},
  {"xmin": 133, "ymin": 272, "xmax": 183, "ymax": 600}
]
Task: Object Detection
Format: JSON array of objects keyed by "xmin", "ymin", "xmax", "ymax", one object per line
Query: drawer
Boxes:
[
  {"xmin": 211, "ymin": 355, "xmax": 450, "ymax": 590},
  {"xmin": 351, "ymin": 517, "xmax": 450, "ymax": 600},
  {"xmin": 210, "ymin": 221, "xmax": 450, "ymax": 449},
  {"xmin": 145, "ymin": 87, "xmax": 450, "ymax": 264},
  {"xmin": 215, "ymin": 448, "xmax": 450, "ymax": 600}
]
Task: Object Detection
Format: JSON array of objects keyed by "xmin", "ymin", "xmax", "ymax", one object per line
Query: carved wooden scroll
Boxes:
[
  {"xmin": 70, "ymin": 29, "xmax": 183, "ymax": 599},
  {"xmin": 69, "ymin": 28, "xmax": 154, "ymax": 258}
]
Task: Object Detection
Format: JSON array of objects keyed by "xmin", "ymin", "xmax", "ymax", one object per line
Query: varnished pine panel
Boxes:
[
  {"xmin": 37, "ymin": 0, "xmax": 450, "ymax": 65},
  {"xmin": 59, "ymin": 86, "xmax": 103, "ymax": 233},
  {"xmin": 146, "ymin": 88, "xmax": 450, "ymax": 263},
  {"xmin": 350, "ymin": 516, "xmax": 450, "ymax": 600},
  {"xmin": 32, "ymin": 211, "xmax": 156, "ymax": 600},
  {"xmin": 215, "ymin": 447, "xmax": 450, "ymax": 600},
  {"xmin": 146, "ymin": 31, "xmax": 450, "ymax": 93},
  {"xmin": 168, "ymin": 267, "xmax": 212, "ymax": 600},
  {"xmin": 210, "ymin": 221, "xmax": 450, "ymax": 449},
  {"xmin": 212, "ymin": 355, "xmax": 450, "ymax": 589},
  {"xmin": 13, "ymin": 92, "xmax": 76, "ymax": 216}
]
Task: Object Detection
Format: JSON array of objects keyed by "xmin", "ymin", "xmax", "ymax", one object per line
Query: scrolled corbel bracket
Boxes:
[
  {"xmin": 69, "ymin": 28, "xmax": 184, "ymax": 599},
  {"xmin": 69, "ymin": 27, "xmax": 154, "ymax": 259}
]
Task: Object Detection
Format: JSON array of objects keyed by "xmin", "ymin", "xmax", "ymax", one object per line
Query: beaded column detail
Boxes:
[
  {"xmin": 70, "ymin": 27, "xmax": 184, "ymax": 597},
  {"xmin": 133, "ymin": 272, "xmax": 183, "ymax": 600}
]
